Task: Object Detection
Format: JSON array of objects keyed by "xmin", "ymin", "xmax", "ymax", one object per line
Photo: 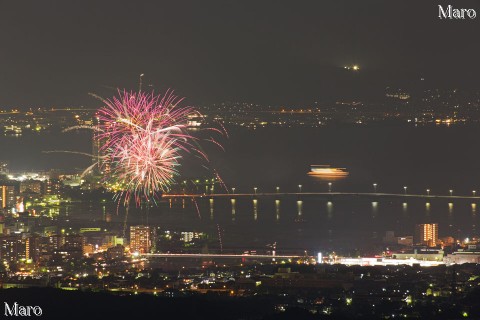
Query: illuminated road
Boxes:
[
  {"xmin": 142, "ymin": 253, "xmax": 308, "ymax": 259},
  {"xmin": 162, "ymin": 192, "xmax": 480, "ymax": 200}
]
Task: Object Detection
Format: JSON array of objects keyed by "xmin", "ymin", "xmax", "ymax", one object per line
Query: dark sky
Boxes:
[{"xmin": 0, "ymin": 0, "xmax": 479, "ymax": 107}]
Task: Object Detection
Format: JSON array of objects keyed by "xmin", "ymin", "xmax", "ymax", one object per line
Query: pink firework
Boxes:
[{"xmin": 95, "ymin": 90, "xmax": 217, "ymax": 205}]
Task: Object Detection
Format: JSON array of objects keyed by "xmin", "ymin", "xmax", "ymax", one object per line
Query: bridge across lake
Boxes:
[
  {"xmin": 162, "ymin": 192, "xmax": 480, "ymax": 200},
  {"xmin": 141, "ymin": 253, "xmax": 308, "ymax": 260}
]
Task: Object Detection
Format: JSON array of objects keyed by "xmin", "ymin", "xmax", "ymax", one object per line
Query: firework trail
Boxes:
[{"xmin": 192, "ymin": 197, "xmax": 201, "ymax": 219}]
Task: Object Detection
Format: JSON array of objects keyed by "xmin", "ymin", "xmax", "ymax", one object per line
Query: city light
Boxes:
[{"xmin": 344, "ymin": 64, "xmax": 360, "ymax": 71}]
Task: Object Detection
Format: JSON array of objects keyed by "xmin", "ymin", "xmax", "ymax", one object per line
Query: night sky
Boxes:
[{"xmin": 0, "ymin": 0, "xmax": 479, "ymax": 107}]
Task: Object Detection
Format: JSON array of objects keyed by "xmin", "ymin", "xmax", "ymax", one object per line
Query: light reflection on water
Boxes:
[
  {"xmin": 327, "ymin": 201, "xmax": 333, "ymax": 220},
  {"xmin": 297, "ymin": 200, "xmax": 303, "ymax": 217},
  {"xmin": 231, "ymin": 198, "xmax": 236, "ymax": 220},
  {"xmin": 209, "ymin": 198, "xmax": 214, "ymax": 220},
  {"xmin": 275, "ymin": 199, "xmax": 280, "ymax": 221},
  {"xmin": 54, "ymin": 196, "xmax": 480, "ymax": 252},
  {"xmin": 371, "ymin": 201, "xmax": 378, "ymax": 219}
]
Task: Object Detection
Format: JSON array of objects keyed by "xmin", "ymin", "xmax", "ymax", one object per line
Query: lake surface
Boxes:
[{"xmin": 2, "ymin": 124, "xmax": 480, "ymax": 254}]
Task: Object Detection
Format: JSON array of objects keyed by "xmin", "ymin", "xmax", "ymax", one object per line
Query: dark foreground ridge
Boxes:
[
  {"xmin": 2, "ymin": 287, "xmax": 480, "ymax": 319},
  {"xmin": 0, "ymin": 288, "xmax": 274, "ymax": 320}
]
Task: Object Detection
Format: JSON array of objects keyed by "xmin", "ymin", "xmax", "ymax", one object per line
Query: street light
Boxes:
[
  {"xmin": 298, "ymin": 185, "xmax": 302, "ymax": 193},
  {"xmin": 276, "ymin": 186, "xmax": 280, "ymax": 193},
  {"xmin": 426, "ymin": 189, "xmax": 430, "ymax": 196},
  {"xmin": 254, "ymin": 187, "xmax": 257, "ymax": 195},
  {"xmin": 328, "ymin": 182, "xmax": 332, "ymax": 193},
  {"xmin": 232, "ymin": 187, "xmax": 236, "ymax": 194},
  {"xmin": 403, "ymin": 186, "xmax": 407, "ymax": 195},
  {"xmin": 473, "ymin": 190, "xmax": 476, "ymax": 197},
  {"xmin": 373, "ymin": 183, "xmax": 377, "ymax": 193},
  {"xmin": 449, "ymin": 189, "xmax": 453, "ymax": 196}
]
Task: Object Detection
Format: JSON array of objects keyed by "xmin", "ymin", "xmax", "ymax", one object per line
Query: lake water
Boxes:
[{"xmin": 2, "ymin": 124, "xmax": 480, "ymax": 254}]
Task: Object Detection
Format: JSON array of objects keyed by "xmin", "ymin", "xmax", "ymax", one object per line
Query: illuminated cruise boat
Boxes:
[{"xmin": 307, "ymin": 165, "xmax": 349, "ymax": 179}]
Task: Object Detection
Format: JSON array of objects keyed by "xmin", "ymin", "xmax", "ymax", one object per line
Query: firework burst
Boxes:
[{"xmin": 94, "ymin": 89, "xmax": 221, "ymax": 205}]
